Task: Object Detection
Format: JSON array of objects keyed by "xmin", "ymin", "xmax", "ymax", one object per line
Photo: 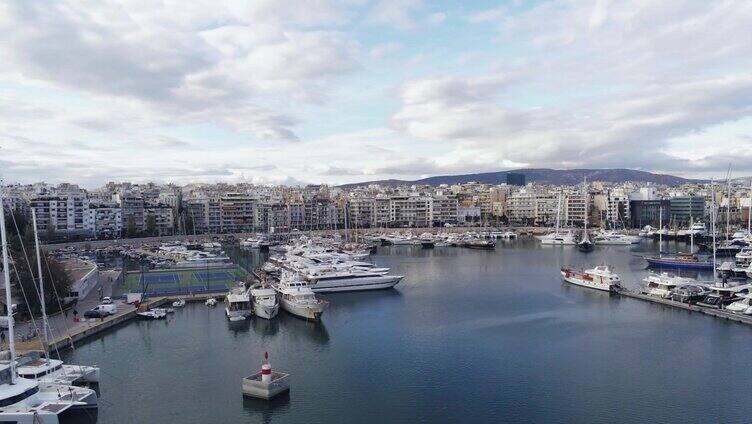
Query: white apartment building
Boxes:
[{"xmin": 84, "ymin": 203, "xmax": 122, "ymax": 238}]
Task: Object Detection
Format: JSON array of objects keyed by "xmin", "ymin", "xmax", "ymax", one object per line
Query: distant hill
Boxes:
[{"xmin": 340, "ymin": 168, "xmax": 702, "ymax": 188}]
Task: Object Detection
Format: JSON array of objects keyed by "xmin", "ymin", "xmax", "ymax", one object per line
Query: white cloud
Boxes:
[
  {"xmin": 367, "ymin": 0, "xmax": 424, "ymax": 30},
  {"xmin": 426, "ymin": 12, "xmax": 447, "ymax": 25}
]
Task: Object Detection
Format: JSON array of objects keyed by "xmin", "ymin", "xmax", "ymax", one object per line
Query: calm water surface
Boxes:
[{"xmin": 64, "ymin": 238, "xmax": 752, "ymax": 423}]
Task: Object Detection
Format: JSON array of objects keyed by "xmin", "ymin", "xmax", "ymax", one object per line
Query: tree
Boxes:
[
  {"xmin": 126, "ymin": 215, "xmax": 137, "ymax": 238},
  {"xmin": 45, "ymin": 223, "xmax": 56, "ymax": 242},
  {"xmin": 145, "ymin": 214, "xmax": 157, "ymax": 236},
  {"xmin": 3, "ymin": 225, "xmax": 72, "ymax": 317}
]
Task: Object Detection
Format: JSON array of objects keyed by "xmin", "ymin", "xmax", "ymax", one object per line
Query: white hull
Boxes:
[
  {"xmin": 254, "ymin": 303, "xmax": 279, "ymax": 320},
  {"xmin": 309, "ymin": 275, "xmax": 403, "ymax": 293},
  {"xmin": 280, "ymin": 298, "xmax": 325, "ymax": 320},
  {"xmin": 540, "ymin": 239, "xmax": 576, "ymax": 245},
  {"xmin": 562, "ymin": 275, "xmax": 612, "ymax": 292},
  {"xmin": 225, "ymin": 308, "xmax": 252, "ymax": 320}
]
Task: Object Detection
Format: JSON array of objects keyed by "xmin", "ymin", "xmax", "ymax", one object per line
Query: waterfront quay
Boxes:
[{"xmin": 615, "ymin": 288, "xmax": 752, "ymax": 326}]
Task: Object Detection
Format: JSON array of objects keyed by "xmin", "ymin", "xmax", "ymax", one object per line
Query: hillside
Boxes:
[{"xmin": 340, "ymin": 168, "xmax": 701, "ymax": 188}]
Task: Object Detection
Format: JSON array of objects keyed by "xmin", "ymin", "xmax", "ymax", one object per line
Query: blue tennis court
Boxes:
[
  {"xmin": 141, "ymin": 274, "xmax": 179, "ymax": 284},
  {"xmin": 194, "ymin": 271, "xmax": 236, "ymax": 284}
]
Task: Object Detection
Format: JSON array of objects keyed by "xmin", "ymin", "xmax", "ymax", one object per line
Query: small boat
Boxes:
[
  {"xmin": 172, "ymin": 298, "xmax": 186, "ymax": 308},
  {"xmin": 696, "ymin": 284, "xmax": 752, "ymax": 309},
  {"xmin": 462, "ymin": 239, "xmax": 495, "ymax": 250},
  {"xmin": 641, "ymin": 273, "xmax": 693, "ymax": 298},
  {"xmin": 668, "ymin": 284, "xmax": 711, "ymax": 304},
  {"xmin": 560, "ymin": 266, "xmax": 621, "ymax": 292},
  {"xmin": 725, "ymin": 293, "xmax": 752, "ymax": 314},
  {"xmin": 577, "ymin": 231, "xmax": 594, "ymax": 253},
  {"xmin": 205, "ymin": 298, "xmax": 218, "ymax": 307},
  {"xmin": 137, "ymin": 309, "xmax": 167, "ymax": 319},
  {"xmin": 251, "ymin": 288, "xmax": 279, "ymax": 320},
  {"xmin": 225, "ymin": 285, "xmax": 252, "ymax": 321}
]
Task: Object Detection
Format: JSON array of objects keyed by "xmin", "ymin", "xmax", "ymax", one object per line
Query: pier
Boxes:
[{"xmin": 615, "ymin": 288, "xmax": 752, "ymax": 326}]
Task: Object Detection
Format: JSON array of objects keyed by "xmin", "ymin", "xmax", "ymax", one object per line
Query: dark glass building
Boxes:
[
  {"xmin": 630, "ymin": 200, "xmax": 671, "ymax": 228},
  {"xmin": 669, "ymin": 197, "xmax": 705, "ymax": 225}
]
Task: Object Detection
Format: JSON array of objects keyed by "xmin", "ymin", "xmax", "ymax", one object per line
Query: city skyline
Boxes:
[{"xmin": 2, "ymin": 1, "xmax": 752, "ymax": 187}]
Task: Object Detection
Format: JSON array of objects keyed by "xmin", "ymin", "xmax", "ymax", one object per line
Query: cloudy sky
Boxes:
[{"xmin": 1, "ymin": 0, "xmax": 751, "ymax": 187}]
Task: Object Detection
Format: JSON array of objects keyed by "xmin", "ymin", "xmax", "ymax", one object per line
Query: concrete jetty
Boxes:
[{"xmin": 615, "ymin": 288, "xmax": 752, "ymax": 327}]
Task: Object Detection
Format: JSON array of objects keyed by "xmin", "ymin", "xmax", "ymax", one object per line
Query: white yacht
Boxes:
[
  {"xmin": 251, "ymin": 288, "xmax": 279, "ymax": 320},
  {"xmin": 305, "ymin": 269, "xmax": 403, "ymax": 293},
  {"xmin": 734, "ymin": 247, "xmax": 752, "ymax": 269},
  {"xmin": 641, "ymin": 273, "xmax": 693, "ymax": 298},
  {"xmin": 592, "ymin": 231, "xmax": 640, "ymax": 245},
  {"xmin": 537, "ymin": 193, "xmax": 576, "ymax": 245},
  {"xmin": 0, "ymin": 191, "xmax": 98, "ymax": 422},
  {"xmin": 15, "ymin": 354, "xmax": 99, "ymax": 387},
  {"xmin": 0, "ymin": 366, "xmax": 98, "ymax": 422},
  {"xmin": 225, "ymin": 285, "xmax": 252, "ymax": 321},
  {"xmin": 725, "ymin": 293, "xmax": 752, "ymax": 314},
  {"xmin": 560, "ymin": 266, "xmax": 622, "ymax": 292},
  {"xmin": 538, "ymin": 230, "xmax": 576, "ymax": 245},
  {"xmin": 174, "ymin": 252, "xmax": 233, "ymax": 269},
  {"xmin": 274, "ymin": 276, "xmax": 328, "ymax": 321}
]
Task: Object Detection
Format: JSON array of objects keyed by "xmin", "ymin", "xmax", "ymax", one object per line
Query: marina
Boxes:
[{"xmin": 53, "ymin": 237, "xmax": 752, "ymax": 423}]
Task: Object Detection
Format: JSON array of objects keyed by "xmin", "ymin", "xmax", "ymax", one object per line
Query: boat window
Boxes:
[{"xmin": 0, "ymin": 386, "xmax": 39, "ymax": 407}]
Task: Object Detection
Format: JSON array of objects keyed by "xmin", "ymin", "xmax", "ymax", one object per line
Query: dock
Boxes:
[
  {"xmin": 615, "ymin": 288, "xmax": 752, "ymax": 326},
  {"xmin": 15, "ymin": 293, "xmax": 227, "ymax": 354}
]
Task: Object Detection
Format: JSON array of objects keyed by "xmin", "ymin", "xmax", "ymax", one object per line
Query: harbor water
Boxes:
[{"xmin": 64, "ymin": 238, "xmax": 752, "ymax": 423}]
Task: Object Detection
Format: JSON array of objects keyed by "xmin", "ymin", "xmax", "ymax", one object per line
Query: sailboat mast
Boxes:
[
  {"xmin": 711, "ymin": 179, "xmax": 717, "ymax": 284},
  {"xmin": 725, "ymin": 165, "xmax": 731, "ymax": 241},
  {"xmin": 31, "ymin": 209, "xmax": 49, "ymax": 362},
  {"xmin": 555, "ymin": 192, "xmax": 561, "ymax": 235},
  {"xmin": 0, "ymin": 184, "xmax": 17, "ymax": 384},
  {"xmin": 748, "ymin": 179, "xmax": 751, "ymax": 235},
  {"xmin": 658, "ymin": 206, "xmax": 663, "ymax": 257}
]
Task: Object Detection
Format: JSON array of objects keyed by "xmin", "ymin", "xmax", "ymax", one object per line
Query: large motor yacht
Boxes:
[
  {"xmin": 251, "ymin": 288, "xmax": 279, "ymax": 320},
  {"xmin": 274, "ymin": 275, "xmax": 328, "ymax": 321},
  {"xmin": 560, "ymin": 266, "xmax": 622, "ymax": 292},
  {"xmin": 305, "ymin": 269, "xmax": 403, "ymax": 293}
]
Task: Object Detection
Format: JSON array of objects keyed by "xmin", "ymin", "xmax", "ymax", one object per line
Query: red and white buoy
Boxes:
[
  {"xmin": 242, "ymin": 351, "xmax": 289, "ymax": 399},
  {"xmin": 261, "ymin": 352, "xmax": 272, "ymax": 384}
]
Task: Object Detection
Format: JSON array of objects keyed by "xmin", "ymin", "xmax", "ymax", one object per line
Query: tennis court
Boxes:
[{"xmin": 117, "ymin": 267, "xmax": 248, "ymax": 297}]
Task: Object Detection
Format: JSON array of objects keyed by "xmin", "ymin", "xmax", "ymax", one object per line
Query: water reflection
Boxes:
[
  {"xmin": 277, "ymin": 314, "xmax": 330, "ymax": 346},
  {"xmin": 227, "ymin": 318, "xmax": 251, "ymax": 336},
  {"xmin": 251, "ymin": 317, "xmax": 280, "ymax": 338},
  {"xmin": 242, "ymin": 391, "xmax": 291, "ymax": 424}
]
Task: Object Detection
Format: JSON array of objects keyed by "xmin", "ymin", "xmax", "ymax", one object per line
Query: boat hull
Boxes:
[
  {"xmin": 645, "ymin": 257, "xmax": 714, "ymax": 269},
  {"xmin": 253, "ymin": 303, "xmax": 279, "ymax": 320},
  {"xmin": 560, "ymin": 270, "xmax": 614, "ymax": 292},
  {"xmin": 310, "ymin": 276, "xmax": 403, "ymax": 293},
  {"xmin": 279, "ymin": 299, "xmax": 325, "ymax": 320}
]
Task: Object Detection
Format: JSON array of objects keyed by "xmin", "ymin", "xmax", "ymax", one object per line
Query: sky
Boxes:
[{"xmin": 1, "ymin": 0, "xmax": 751, "ymax": 188}]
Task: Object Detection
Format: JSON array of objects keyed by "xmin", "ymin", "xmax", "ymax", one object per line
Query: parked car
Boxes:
[
  {"xmin": 101, "ymin": 296, "xmax": 113, "ymax": 305},
  {"xmin": 83, "ymin": 304, "xmax": 117, "ymax": 318},
  {"xmin": 83, "ymin": 309, "xmax": 107, "ymax": 319}
]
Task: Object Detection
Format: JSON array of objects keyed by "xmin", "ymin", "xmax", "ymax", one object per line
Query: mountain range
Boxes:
[{"xmin": 339, "ymin": 168, "xmax": 704, "ymax": 188}]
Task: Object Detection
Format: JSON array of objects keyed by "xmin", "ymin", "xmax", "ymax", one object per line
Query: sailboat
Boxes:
[
  {"xmin": 577, "ymin": 178, "xmax": 594, "ymax": 252},
  {"xmin": 537, "ymin": 192, "xmax": 576, "ymax": 245},
  {"xmin": 15, "ymin": 209, "xmax": 100, "ymax": 386},
  {"xmin": 0, "ymin": 183, "xmax": 98, "ymax": 422}
]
